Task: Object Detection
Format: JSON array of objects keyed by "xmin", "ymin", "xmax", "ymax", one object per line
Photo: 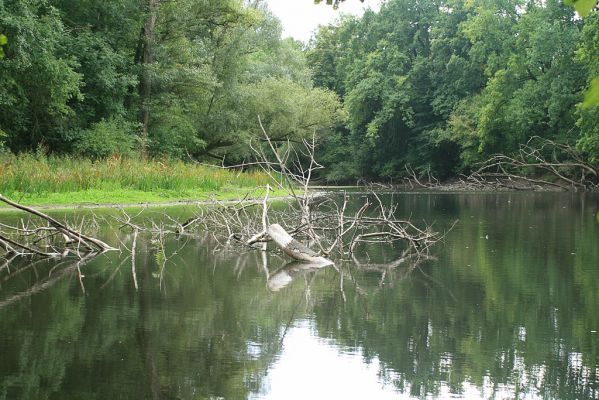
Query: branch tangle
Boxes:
[{"xmin": 0, "ymin": 195, "xmax": 117, "ymax": 258}]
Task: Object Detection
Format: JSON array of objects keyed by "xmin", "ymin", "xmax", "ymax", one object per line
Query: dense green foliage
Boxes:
[
  {"xmin": 0, "ymin": 0, "xmax": 597, "ymax": 184},
  {"xmin": 0, "ymin": 0, "xmax": 341, "ymax": 161},
  {"xmin": 308, "ymin": 0, "xmax": 599, "ymax": 181}
]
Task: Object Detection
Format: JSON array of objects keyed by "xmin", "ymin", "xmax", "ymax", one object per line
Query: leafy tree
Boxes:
[
  {"xmin": 470, "ymin": 1, "xmax": 583, "ymax": 155},
  {"xmin": 74, "ymin": 117, "xmax": 139, "ymax": 158},
  {"xmin": 0, "ymin": 0, "xmax": 595, "ymax": 178},
  {"xmin": 0, "ymin": 0, "xmax": 341, "ymax": 161},
  {"xmin": 0, "ymin": 33, "xmax": 6, "ymax": 58},
  {"xmin": 0, "ymin": 0, "xmax": 82, "ymax": 152},
  {"xmin": 574, "ymin": 12, "xmax": 599, "ymax": 160},
  {"xmin": 309, "ymin": 0, "xmax": 598, "ymax": 181},
  {"xmin": 315, "ymin": 0, "xmax": 364, "ymax": 8},
  {"xmin": 565, "ymin": 0, "xmax": 598, "ymax": 18}
]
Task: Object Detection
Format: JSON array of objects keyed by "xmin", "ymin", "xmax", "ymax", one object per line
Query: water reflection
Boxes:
[
  {"xmin": 267, "ymin": 261, "xmax": 332, "ymax": 292},
  {"xmin": 0, "ymin": 255, "xmax": 93, "ymax": 310},
  {"xmin": 0, "ymin": 192, "xmax": 597, "ymax": 399},
  {"xmin": 256, "ymin": 319, "xmax": 581, "ymax": 400},
  {"xmin": 256, "ymin": 319, "xmax": 400, "ymax": 400}
]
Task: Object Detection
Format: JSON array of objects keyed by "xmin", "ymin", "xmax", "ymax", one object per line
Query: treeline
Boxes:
[
  {"xmin": 1, "ymin": 0, "xmax": 597, "ymax": 184},
  {"xmin": 0, "ymin": 0, "xmax": 342, "ymax": 162},
  {"xmin": 308, "ymin": 0, "xmax": 599, "ymax": 181}
]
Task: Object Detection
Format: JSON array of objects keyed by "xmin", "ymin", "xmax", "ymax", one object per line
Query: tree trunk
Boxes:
[
  {"xmin": 267, "ymin": 224, "xmax": 333, "ymax": 265},
  {"xmin": 140, "ymin": 0, "xmax": 160, "ymax": 159}
]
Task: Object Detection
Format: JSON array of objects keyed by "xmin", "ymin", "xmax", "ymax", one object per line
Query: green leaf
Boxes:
[
  {"xmin": 582, "ymin": 77, "xmax": 599, "ymax": 108},
  {"xmin": 564, "ymin": 0, "xmax": 597, "ymax": 18},
  {"xmin": 0, "ymin": 34, "xmax": 6, "ymax": 45},
  {"xmin": 596, "ymin": 211, "xmax": 599, "ymax": 223}
]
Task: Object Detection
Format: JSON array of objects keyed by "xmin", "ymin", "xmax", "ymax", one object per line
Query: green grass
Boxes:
[{"xmin": 0, "ymin": 153, "xmax": 280, "ymax": 207}]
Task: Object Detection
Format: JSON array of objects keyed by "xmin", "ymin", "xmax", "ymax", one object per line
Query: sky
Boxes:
[{"xmin": 263, "ymin": 0, "xmax": 381, "ymax": 43}]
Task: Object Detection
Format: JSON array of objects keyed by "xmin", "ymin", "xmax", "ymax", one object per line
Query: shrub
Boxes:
[{"xmin": 74, "ymin": 117, "xmax": 139, "ymax": 158}]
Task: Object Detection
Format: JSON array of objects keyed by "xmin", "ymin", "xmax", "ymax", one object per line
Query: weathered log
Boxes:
[{"xmin": 266, "ymin": 223, "xmax": 333, "ymax": 265}]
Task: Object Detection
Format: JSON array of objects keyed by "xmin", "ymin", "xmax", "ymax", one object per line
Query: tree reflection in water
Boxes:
[{"xmin": 0, "ymin": 192, "xmax": 598, "ymax": 399}]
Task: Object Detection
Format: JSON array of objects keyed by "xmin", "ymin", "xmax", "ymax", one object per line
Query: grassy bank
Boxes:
[{"xmin": 0, "ymin": 154, "xmax": 277, "ymax": 206}]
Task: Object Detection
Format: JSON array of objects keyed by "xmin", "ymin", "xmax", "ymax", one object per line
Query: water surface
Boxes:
[{"xmin": 0, "ymin": 191, "xmax": 598, "ymax": 399}]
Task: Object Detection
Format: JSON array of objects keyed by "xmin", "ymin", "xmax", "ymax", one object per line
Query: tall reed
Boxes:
[{"xmin": 0, "ymin": 153, "xmax": 271, "ymax": 197}]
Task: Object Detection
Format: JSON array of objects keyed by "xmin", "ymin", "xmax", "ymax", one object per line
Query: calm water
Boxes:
[{"xmin": 1, "ymin": 191, "xmax": 598, "ymax": 399}]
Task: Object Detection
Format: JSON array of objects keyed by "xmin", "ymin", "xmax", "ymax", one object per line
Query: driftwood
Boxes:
[
  {"xmin": 267, "ymin": 223, "xmax": 333, "ymax": 265},
  {"xmin": 393, "ymin": 137, "xmax": 598, "ymax": 192},
  {"xmin": 402, "ymin": 165, "xmax": 440, "ymax": 189},
  {"xmin": 0, "ymin": 195, "xmax": 117, "ymax": 258}
]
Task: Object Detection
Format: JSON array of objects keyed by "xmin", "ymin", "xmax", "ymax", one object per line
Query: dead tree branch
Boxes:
[
  {"xmin": 0, "ymin": 195, "xmax": 117, "ymax": 258},
  {"xmin": 403, "ymin": 165, "xmax": 440, "ymax": 189},
  {"xmin": 181, "ymin": 117, "xmax": 447, "ymax": 267},
  {"xmin": 464, "ymin": 137, "xmax": 598, "ymax": 191}
]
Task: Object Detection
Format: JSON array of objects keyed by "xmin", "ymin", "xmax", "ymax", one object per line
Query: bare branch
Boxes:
[
  {"xmin": 462, "ymin": 137, "xmax": 598, "ymax": 191},
  {"xmin": 0, "ymin": 195, "xmax": 117, "ymax": 253},
  {"xmin": 178, "ymin": 116, "xmax": 446, "ymax": 267}
]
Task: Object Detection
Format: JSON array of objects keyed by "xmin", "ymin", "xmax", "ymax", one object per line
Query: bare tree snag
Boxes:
[
  {"xmin": 403, "ymin": 165, "xmax": 440, "ymax": 189},
  {"xmin": 246, "ymin": 184, "xmax": 270, "ymax": 246},
  {"xmin": 0, "ymin": 195, "xmax": 117, "ymax": 257},
  {"xmin": 184, "ymin": 116, "xmax": 447, "ymax": 269},
  {"xmin": 463, "ymin": 137, "xmax": 598, "ymax": 191}
]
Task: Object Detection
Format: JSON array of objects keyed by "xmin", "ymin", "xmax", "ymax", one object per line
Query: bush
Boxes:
[{"xmin": 74, "ymin": 117, "xmax": 139, "ymax": 158}]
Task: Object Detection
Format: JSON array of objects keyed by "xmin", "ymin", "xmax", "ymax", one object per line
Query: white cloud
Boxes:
[{"xmin": 263, "ymin": 0, "xmax": 381, "ymax": 43}]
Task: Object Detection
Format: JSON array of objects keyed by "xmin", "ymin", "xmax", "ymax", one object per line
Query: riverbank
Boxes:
[
  {"xmin": 0, "ymin": 187, "xmax": 292, "ymax": 212},
  {"xmin": 0, "ymin": 154, "xmax": 279, "ymax": 209}
]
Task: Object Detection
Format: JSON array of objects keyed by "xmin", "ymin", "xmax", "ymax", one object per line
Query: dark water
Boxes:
[{"xmin": 1, "ymin": 191, "xmax": 599, "ymax": 399}]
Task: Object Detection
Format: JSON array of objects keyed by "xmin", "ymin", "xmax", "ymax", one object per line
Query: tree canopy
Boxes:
[
  {"xmin": 0, "ymin": 0, "xmax": 597, "ymax": 182},
  {"xmin": 0, "ymin": 0, "xmax": 341, "ymax": 160},
  {"xmin": 308, "ymin": 0, "xmax": 599, "ymax": 181}
]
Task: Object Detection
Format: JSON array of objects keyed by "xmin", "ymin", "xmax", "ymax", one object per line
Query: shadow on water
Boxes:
[{"xmin": 0, "ymin": 191, "xmax": 598, "ymax": 399}]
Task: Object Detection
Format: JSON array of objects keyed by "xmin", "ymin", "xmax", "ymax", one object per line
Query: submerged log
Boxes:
[{"xmin": 266, "ymin": 223, "xmax": 333, "ymax": 265}]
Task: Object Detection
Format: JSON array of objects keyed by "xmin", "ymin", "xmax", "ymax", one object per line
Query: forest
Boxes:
[{"xmin": 0, "ymin": 0, "xmax": 597, "ymax": 183}]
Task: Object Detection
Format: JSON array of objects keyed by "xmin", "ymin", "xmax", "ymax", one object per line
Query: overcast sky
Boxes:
[{"xmin": 263, "ymin": 0, "xmax": 381, "ymax": 43}]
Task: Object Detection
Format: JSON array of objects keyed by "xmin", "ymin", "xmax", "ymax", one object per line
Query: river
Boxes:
[{"xmin": 0, "ymin": 191, "xmax": 598, "ymax": 399}]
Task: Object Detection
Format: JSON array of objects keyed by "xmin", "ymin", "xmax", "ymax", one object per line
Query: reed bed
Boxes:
[{"xmin": 0, "ymin": 153, "xmax": 271, "ymax": 203}]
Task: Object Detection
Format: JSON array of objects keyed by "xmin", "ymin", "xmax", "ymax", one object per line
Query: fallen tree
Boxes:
[
  {"xmin": 0, "ymin": 195, "xmax": 117, "ymax": 258},
  {"xmin": 186, "ymin": 117, "xmax": 450, "ymax": 268},
  {"xmin": 267, "ymin": 223, "xmax": 333, "ymax": 265},
  {"xmin": 393, "ymin": 137, "xmax": 598, "ymax": 192},
  {"xmin": 462, "ymin": 137, "xmax": 598, "ymax": 191}
]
